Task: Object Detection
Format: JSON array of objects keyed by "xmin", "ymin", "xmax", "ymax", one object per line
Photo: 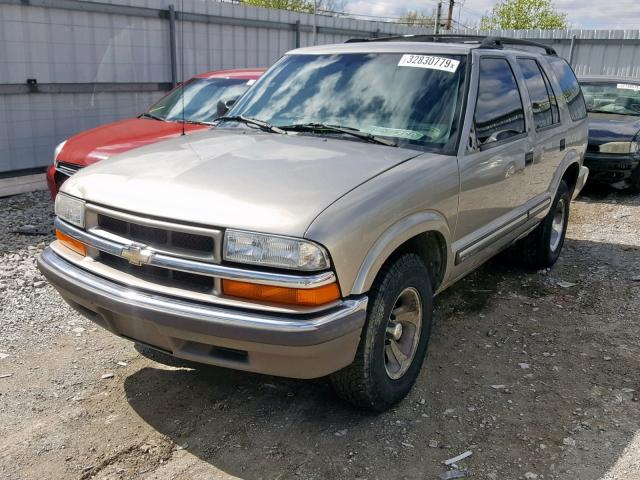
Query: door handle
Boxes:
[
  {"xmin": 560, "ymin": 138, "xmax": 566, "ymax": 151},
  {"xmin": 525, "ymin": 151, "xmax": 534, "ymax": 166}
]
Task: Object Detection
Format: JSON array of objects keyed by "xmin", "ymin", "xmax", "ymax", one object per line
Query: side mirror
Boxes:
[
  {"xmin": 467, "ymin": 125, "xmax": 479, "ymax": 152},
  {"xmin": 216, "ymin": 98, "xmax": 238, "ymax": 118}
]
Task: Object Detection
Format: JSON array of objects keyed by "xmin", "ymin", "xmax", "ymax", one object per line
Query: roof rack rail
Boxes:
[{"xmin": 345, "ymin": 34, "xmax": 557, "ymax": 56}]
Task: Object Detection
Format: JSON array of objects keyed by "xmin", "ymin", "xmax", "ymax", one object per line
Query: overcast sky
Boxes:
[{"xmin": 342, "ymin": 0, "xmax": 640, "ymax": 29}]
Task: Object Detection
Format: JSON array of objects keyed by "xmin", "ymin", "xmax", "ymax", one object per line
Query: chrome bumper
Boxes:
[{"xmin": 38, "ymin": 248, "xmax": 367, "ymax": 378}]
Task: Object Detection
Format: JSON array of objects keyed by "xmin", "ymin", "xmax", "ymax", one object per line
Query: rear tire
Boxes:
[
  {"xmin": 509, "ymin": 180, "xmax": 571, "ymax": 269},
  {"xmin": 330, "ymin": 254, "xmax": 433, "ymax": 412}
]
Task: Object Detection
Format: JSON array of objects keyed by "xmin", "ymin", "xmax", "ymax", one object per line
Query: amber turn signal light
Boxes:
[
  {"xmin": 55, "ymin": 229, "xmax": 86, "ymax": 256},
  {"xmin": 222, "ymin": 279, "xmax": 340, "ymax": 306}
]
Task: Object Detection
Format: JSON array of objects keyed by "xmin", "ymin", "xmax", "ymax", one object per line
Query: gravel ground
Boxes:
[{"xmin": 1, "ymin": 187, "xmax": 639, "ymax": 480}]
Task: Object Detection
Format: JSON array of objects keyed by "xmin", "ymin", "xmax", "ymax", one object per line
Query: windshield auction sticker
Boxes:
[
  {"xmin": 363, "ymin": 126, "xmax": 425, "ymax": 140},
  {"xmin": 617, "ymin": 83, "xmax": 640, "ymax": 92},
  {"xmin": 398, "ymin": 54, "xmax": 460, "ymax": 73}
]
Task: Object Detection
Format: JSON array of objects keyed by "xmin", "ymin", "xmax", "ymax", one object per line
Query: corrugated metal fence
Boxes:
[
  {"xmin": 1, "ymin": 0, "xmax": 640, "ymax": 175},
  {"xmin": 0, "ymin": 0, "xmax": 426, "ymax": 175}
]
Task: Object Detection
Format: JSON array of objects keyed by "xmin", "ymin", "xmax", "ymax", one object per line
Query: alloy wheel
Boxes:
[{"xmin": 384, "ymin": 287, "xmax": 423, "ymax": 380}]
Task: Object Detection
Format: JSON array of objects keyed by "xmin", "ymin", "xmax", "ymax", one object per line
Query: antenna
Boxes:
[{"xmin": 180, "ymin": 0, "xmax": 185, "ymax": 136}]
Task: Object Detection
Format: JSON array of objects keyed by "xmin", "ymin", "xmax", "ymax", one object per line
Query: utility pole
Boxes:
[
  {"xmin": 446, "ymin": 0, "xmax": 455, "ymax": 30},
  {"xmin": 434, "ymin": 2, "xmax": 442, "ymax": 35},
  {"xmin": 312, "ymin": 0, "xmax": 318, "ymax": 45}
]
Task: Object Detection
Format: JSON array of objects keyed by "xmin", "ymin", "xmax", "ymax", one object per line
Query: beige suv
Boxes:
[{"xmin": 39, "ymin": 35, "xmax": 589, "ymax": 411}]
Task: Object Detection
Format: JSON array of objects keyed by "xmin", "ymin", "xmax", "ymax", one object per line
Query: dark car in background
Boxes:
[
  {"xmin": 47, "ymin": 68, "xmax": 265, "ymax": 198},
  {"xmin": 579, "ymin": 76, "xmax": 640, "ymax": 191}
]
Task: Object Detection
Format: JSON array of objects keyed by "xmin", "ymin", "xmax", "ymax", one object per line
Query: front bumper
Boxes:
[
  {"xmin": 583, "ymin": 152, "xmax": 640, "ymax": 184},
  {"xmin": 45, "ymin": 165, "xmax": 59, "ymax": 200},
  {"xmin": 38, "ymin": 248, "xmax": 367, "ymax": 379}
]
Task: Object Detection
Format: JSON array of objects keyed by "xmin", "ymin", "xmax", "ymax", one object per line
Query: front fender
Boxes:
[
  {"xmin": 351, "ymin": 211, "xmax": 453, "ymax": 295},
  {"xmin": 304, "ymin": 152, "xmax": 459, "ymax": 298}
]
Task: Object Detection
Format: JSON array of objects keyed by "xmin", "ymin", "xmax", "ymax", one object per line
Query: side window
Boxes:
[
  {"xmin": 517, "ymin": 58, "xmax": 558, "ymax": 130},
  {"xmin": 474, "ymin": 57, "xmax": 526, "ymax": 146},
  {"xmin": 547, "ymin": 57, "xmax": 587, "ymax": 121}
]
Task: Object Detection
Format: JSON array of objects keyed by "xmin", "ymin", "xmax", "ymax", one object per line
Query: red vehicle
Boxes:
[{"xmin": 47, "ymin": 68, "xmax": 265, "ymax": 198}]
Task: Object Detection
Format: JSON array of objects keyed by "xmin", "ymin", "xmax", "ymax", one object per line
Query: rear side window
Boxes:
[
  {"xmin": 517, "ymin": 58, "xmax": 559, "ymax": 130},
  {"xmin": 475, "ymin": 57, "xmax": 526, "ymax": 146},
  {"xmin": 547, "ymin": 57, "xmax": 587, "ymax": 121}
]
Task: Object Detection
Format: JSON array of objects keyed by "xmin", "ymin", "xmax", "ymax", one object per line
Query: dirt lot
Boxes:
[{"xmin": 1, "ymin": 187, "xmax": 639, "ymax": 480}]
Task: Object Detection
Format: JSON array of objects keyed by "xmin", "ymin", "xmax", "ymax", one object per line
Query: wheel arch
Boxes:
[
  {"xmin": 556, "ymin": 149, "xmax": 582, "ymax": 196},
  {"xmin": 350, "ymin": 211, "xmax": 452, "ymax": 296},
  {"xmin": 561, "ymin": 159, "xmax": 581, "ymax": 195}
]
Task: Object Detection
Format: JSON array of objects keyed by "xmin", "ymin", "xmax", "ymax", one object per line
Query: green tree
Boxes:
[
  {"xmin": 242, "ymin": 0, "xmax": 346, "ymax": 13},
  {"xmin": 399, "ymin": 10, "xmax": 435, "ymax": 28},
  {"xmin": 242, "ymin": 0, "xmax": 314, "ymax": 13},
  {"xmin": 480, "ymin": 0, "xmax": 567, "ymax": 30}
]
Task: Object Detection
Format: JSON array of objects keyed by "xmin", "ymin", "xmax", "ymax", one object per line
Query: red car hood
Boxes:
[{"xmin": 56, "ymin": 117, "xmax": 208, "ymax": 166}]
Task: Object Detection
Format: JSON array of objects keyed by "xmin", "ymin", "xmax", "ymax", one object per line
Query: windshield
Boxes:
[
  {"xmin": 147, "ymin": 78, "xmax": 255, "ymax": 123},
  {"xmin": 227, "ymin": 53, "xmax": 468, "ymax": 152},
  {"xmin": 580, "ymin": 82, "xmax": 640, "ymax": 116}
]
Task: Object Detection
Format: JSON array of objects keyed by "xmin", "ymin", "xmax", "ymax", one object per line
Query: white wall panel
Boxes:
[{"xmin": 3, "ymin": 0, "xmax": 639, "ymax": 174}]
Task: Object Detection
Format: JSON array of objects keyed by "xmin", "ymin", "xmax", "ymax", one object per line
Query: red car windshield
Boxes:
[{"xmin": 147, "ymin": 77, "xmax": 255, "ymax": 123}]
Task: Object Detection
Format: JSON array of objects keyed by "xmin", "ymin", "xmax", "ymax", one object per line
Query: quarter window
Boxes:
[
  {"xmin": 474, "ymin": 57, "xmax": 526, "ymax": 146},
  {"xmin": 517, "ymin": 58, "xmax": 558, "ymax": 130},
  {"xmin": 548, "ymin": 57, "xmax": 587, "ymax": 121}
]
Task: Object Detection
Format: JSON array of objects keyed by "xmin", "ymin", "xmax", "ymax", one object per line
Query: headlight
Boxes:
[
  {"xmin": 54, "ymin": 139, "xmax": 67, "ymax": 163},
  {"xmin": 598, "ymin": 141, "xmax": 632, "ymax": 154},
  {"xmin": 224, "ymin": 230, "xmax": 330, "ymax": 271},
  {"xmin": 54, "ymin": 193, "xmax": 85, "ymax": 228}
]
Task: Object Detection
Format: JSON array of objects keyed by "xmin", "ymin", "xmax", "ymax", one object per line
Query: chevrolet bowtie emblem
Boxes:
[{"xmin": 121, "ymin": 243, "xmax": 155, "ymax": 266}]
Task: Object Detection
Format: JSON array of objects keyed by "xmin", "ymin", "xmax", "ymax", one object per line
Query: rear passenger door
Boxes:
[
  {"xmin": 516, "ymin": 57, "xmax": 563, "ymax": 199},
  {"xmin": 456, "ymin": 55, "xmax": 532, "ymax": 259}
]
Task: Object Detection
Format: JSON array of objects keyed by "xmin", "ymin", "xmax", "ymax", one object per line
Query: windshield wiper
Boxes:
[
  {"xmin": 588, "ymin": 109, "xmax": 640, "ymax": 116},
  {"xmin": 139, "ymin": 112, "xmax": 165, "ymax": 122},
  {"xmin": 279, "ymin": 123, "xmax": 397, "ymax": 147},
  {"xmin": 217, "ymin": 115, "xmax": 285, "ymax": 134},
  {"xmin": 142, "ymin": 113, "xmax": 216, "ymax": 126},
  {"xmin": 181, "ymin": 119, "xmax": 216, "ymax": 126}
]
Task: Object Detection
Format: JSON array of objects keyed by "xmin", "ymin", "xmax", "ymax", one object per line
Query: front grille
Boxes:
[
  {"xmin": 99, "ymin": 252, "xmax": 215, "ymax": 294},
  {"xmin": 97, "ymin": 213, "xmax": 215, "ymax": 259},
  {"xmin": 56, "ymin": 161, "xmax": 84, "ymax": 177},
  {"xmin": 86, "ymin": 204, "xmax": 222, "ymax": 299}
]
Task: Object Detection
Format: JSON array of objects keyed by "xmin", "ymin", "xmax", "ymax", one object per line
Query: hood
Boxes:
[
  {"xmin": 62, "ymin": 130, "xmax": 421, "ymax": 237},
  {"xmin": 57, "ymin": 117, "xmax": 208, "ymax": 166},
  {"xmin": 587, "ymin": 112, "xmax": 640, "ymax": 146}
]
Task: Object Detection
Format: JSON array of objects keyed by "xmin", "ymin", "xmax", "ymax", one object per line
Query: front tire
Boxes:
[
  {"xmin": 330, "ymin": 254, "xmax": 433, "ymax": 411},
  {"xmin": 511, "ymin": 180, "xmax": 571, "ymax": 269}
]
